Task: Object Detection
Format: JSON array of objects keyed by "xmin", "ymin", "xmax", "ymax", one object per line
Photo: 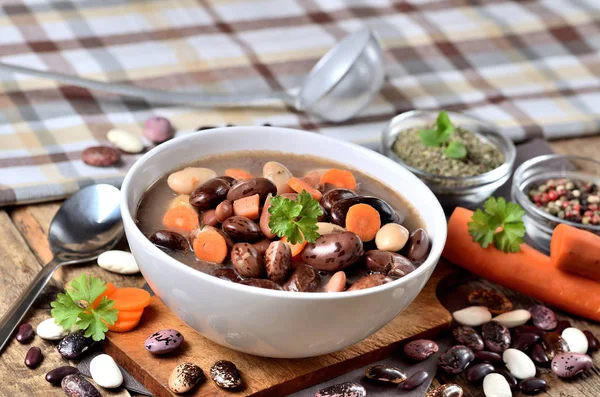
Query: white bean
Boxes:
[
  {"xmin": 167, "ymin": 167, "xmax": 217, "ymax": 195},
  {"xmin": 562, "ymin": 327, "xmax": 588, "ymax": 354},
  {"xmin": 97, "ymin": 250, "xmax": 139, "ymax": 275},
  {"xmin": 375, "ymin": 223, "xmax": 409, "ymax": 251},
  {"xmin": 263, "ymin": 161, "xmax": 294, "ymax": 194},
  {"xmin": 106, "ymin": 128, "xmax": 144, "ymax": 153},
  {"xmin": 316, "ymin": 222, "xmax": 346, "ymax": 235}
]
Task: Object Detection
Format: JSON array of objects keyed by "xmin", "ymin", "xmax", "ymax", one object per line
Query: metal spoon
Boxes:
[
  {"xmin": 0, "ymin": 184, "xmax": 122, "ymax": 352},
  {"xmin": 0, "ymin": 28, "xmax": 384, "ymax": 122}
]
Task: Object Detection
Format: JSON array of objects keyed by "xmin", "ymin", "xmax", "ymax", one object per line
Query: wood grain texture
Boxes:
[
  {"xmin": 436, "ymin": 268, "xmax": 600, "ymax": 397},
  {"xmin": 104, "ymin": 267, "xmax": 452, "ymax": 397}
]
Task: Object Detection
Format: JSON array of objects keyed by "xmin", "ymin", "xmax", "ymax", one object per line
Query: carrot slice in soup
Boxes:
[
  {"xmin": 192, "ymin": 228, "xmax": 228, "ymax": 264},
  {"xmin": 162, "ymin": 205, "xmax": 199, "ymax": 233},
  {"xmin": 225, "ymin": 168, "xmax": 253, "ymax": 181},
  {"xmin": 233, "ymin": 194, "xmax": 260, "ymax": 220},
  {"xmin": 345, "ymin": 204, "xmax": 381, "ymax": 242},
  {"xmin": 319, "ymin": 169, "xmax": 357, "ymax": 190},
  {"xmin": 287, "ymin": 177, "xmax": 322, "ymax": 201},
  {"xmin": 281, "ymin": 236, "xmax": 307, "ymax": 257}
]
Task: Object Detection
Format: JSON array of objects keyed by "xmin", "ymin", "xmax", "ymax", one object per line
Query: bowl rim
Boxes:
[
  {"xmin": 120, "ymin": 126, "xmax": 447, "ymax": 300},
  {"xmin": 512, "ymin": 153, "xmax": 600, "ymax": 232},
  {"xmin": 382, "ymin": 110, "xmax": 516, "ymax": 184}
]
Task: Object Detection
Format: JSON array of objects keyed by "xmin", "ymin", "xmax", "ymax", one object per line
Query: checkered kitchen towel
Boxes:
[{"xmin": 1, "ymin": 0, "xmax": 600, "ymax": 206}]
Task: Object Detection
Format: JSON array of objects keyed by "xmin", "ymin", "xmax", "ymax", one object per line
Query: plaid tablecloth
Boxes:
[{"xmin": 1, "ymin": 0, "xmax": 599, "ymax": 206}]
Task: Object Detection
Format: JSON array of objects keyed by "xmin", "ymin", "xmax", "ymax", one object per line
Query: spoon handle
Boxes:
[
  {"xmin": 0, "ymin": 259, "xmax": 61, "ymax": 353},
  {"xmin": 0, "ymin": 61, "xmax": 296, "ymax": 107}
]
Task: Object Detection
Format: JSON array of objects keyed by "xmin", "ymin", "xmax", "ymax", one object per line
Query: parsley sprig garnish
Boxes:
[
  {"xmin": 418, "ymin": 110, "xmax": 468, "ymax": 159},
  {"xmin": 268, "ymin": 190, "xmax": 323, "ymax": 244},
  {"xmin": 468, "ymin": 197, "xmax": 526, "ymax": 253},
  {"xmin": 51, "ymin": 274, "xmax": 118, "ymax": 341}
]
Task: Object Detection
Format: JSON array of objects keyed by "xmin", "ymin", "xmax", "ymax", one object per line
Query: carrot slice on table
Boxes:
[
  {"xmin": 162, "ymin": 204, "xmax": 199, "ymax": 233},
  {"xmin": 287, "ymin": 177, "xmax": 322, "ymax": 201},
  {"xmin": 319, "ymin": 169, "xmax": 357, "ymax": 190},
  {"xmin": 345, "ymin": 204, "xmax": 381, "ymax": 242},
  {"xmin": 109, "ymin": 288, "xmax": 151, "ymax": 311},
  {"xmin": 225, "ymin": 168, "xmax": 253, "ymax": 181},
  {"xmin": 550, "ymin": 223, "xmax": 600, "ymax": 282},
  {"xmin": 233, "ymin": 194, "xmax": 260, "ymax": 220},
  {"xmin": 92, "ymin": 282, "xmax": 116, "ymax": 309},
  {"xmin": 115, "ymin": 308, "xmax": 144, "ymax": 322},
  {"xmin": 192, "ymin": 228, "xmax": 228, "ymax": 264},
  {"xmin": 107, "ymin": 316, "xmax": 141, "ymax": 333},
  {"xmin": 281, "ymin": 236, "xmax": 307, "ymax": 257},
  {"xmin": 444, "ymin": 207, "xmax": 600, "ymax": 322}
]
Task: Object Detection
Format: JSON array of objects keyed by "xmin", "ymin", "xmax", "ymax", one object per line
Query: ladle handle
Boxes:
[
  {"xmin": 0, "ymin": 259, "xmax": 61, "ymax": 353},
  {"xmin": 0, "ymin": 62, "xmax": 295, "ymax": 107}
]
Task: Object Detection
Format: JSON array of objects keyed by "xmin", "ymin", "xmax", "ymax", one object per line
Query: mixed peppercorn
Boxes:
[{"xmin": 528, "ymin": 178, "xmax": 599, "ymax": 225}]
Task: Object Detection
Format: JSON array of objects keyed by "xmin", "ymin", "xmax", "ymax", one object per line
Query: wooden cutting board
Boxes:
[{"xmin": 104, "ymin": 264, "xmax": 454, "ymax": 397}]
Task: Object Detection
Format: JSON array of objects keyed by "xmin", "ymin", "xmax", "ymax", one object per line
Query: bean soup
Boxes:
[{"xmin": 135, "ymin": 151, "xmax": 430, "ymax": 292}]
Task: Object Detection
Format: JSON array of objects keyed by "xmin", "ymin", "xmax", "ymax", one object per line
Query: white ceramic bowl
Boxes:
[{"xmin": 121, "ymin": 127, "xmax": 447, "ymax": 358}]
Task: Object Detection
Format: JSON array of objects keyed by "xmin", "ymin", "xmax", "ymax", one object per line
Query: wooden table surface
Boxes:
[{"xmin": 0, "ymin": 134, "xmax": 599, "ymax": 397}]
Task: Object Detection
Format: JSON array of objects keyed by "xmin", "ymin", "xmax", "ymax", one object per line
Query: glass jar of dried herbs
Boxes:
[{"xmin": 392, "ymin": 111, "xmax": 504, "ymax": 177}]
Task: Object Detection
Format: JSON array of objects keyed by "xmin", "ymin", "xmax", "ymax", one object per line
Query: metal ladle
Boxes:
[
  {"xmin": 0, "ymin": 184, "xmax": 123, "ymax": 353},
  {"xmin": 0, "ymin": 28, "xmax": 384, "ymax": 122}
]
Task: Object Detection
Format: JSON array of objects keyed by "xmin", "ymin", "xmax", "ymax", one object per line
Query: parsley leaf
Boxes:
[
  {"xmin": 50, "ymin": 292, "xmax": 82, "ymax": 330},
  {"xmin": 50, "ymin": 274, "xmax": 119, "ymax": 341},
  {"xmin": 444, "ymin": 140, "xmax": 467, "ymax": 159},
  {"xmin": 467, "ymin": 197, "xmax": 526, "ymax": 253},
  {"xmin": 268, "ymin": 190, "xmax": 323, "ymax": 244}
]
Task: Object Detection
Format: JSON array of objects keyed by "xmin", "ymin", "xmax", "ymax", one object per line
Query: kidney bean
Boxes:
[
  {"xmin": 529, "ymin": 305, "xmax": 557, "ymax": 331},
  {"xmin": 215, "ymin": 200, "xmax": 233, "ymax": 223},
  {"xmin": 583, "ymin": 330, "xmax": 599, "ymax": 351},
  {"xmin": 301, "ymin": 232, "xmax": 363, "ymax": 271},
  {"xmin": 264, "ymin": 241, "xmax": 292, "ymax": 284},
  {"xmin": 25, "ymin": 346, "xmax": 42, "ymax": 368},
  {"xmin": 511, "ymin": 333, "xmax": 540, "ymax": 351},
  {"xmin": 252, "ymin": 239, "xmax": 271, "ymax": 256},
  {"xmin": 321, "ymin": 188, "xmax": 357, "ymax": 211},
  {"xmin": 554, "ymin": 320, "xmax": 571, "ymax": 335},
  {"xmin": 330, "ymin": 196, "xmax": 397, "ymax": 226},
  {"xmin": 240, "ymin": 279, "xmax": 283, "ymax": 290},
  {"xmin": 364, "ymin": 365, "xmax": 407, "ymax": 384},
  {"xmin": 530, "ymin": 343, "xmax": 550, "ymax": 367},
  {"xmin": 284, "ymin": 264, "xmax": 321, "ymax": 292},
  {"xmin": 405, "ymin": 228, "xmax": 430, "ymax": 263},
  {"xmin": 404, "ymin": 339, "xmax": 438, "ymax": 361},
  {"xmin": 347, "ymin": 274, "xmax": 388, "ymax": 291},
  {"xmin": 467, "ymin": 289, "xmax": 512, "ymax": 314},
  {"xmin": 514, "ymin": 325, "xmax": 545, "ymax": 337},
  {"xmin": 453, "ymin": 326, "xmax": 484, "ymax": 351},
  {"xmin": 482, "ymin": 321, "xmax": 511, "ymax": 353},
  {"xmin": 438, "ymin": 345, "xmax": 474, "ymax": 374},
  {"xmin": 474, "ymin": 350, "xmax": 503, "ymax": 364},
  {"xmin": 364, "ymin": 250, "xmax": 415, "ymax": 277},
  {"xmin": 541, "ymin": 333, "xmax": 569, "ymax": 360},
  {"xmin": 202, "ymin": 209, "xmax": 219, "ymax": 227},
  {"xmin": 46, "ymin": 366, "xmax": 79, "ymax": 385},
  {"xmin": 222, "ymin": 216, "xmax": 263, "ymax": 242},
  {"xmin": 213, "ymin": 268, "xmax": 242, "ymax": 283},
  {"xmin": 227, "ymin": 178, "xmax": 276, "ymax": 203},
  {"xmin": 189, "ymin": 177, "xmax": 231, "ymax": 210},
  {"xmin": 231, "ymin": 243, "xmax": 264, "ymax": 278},
  {"xmin": 81, "ymin": 146, "xmax": 120, "ymax": 167},
  {"xmin": 149, "ymin": 230, "xmax": 189, "ymax": 251},
  {"xmin": 16, "ymin": 323, "xmax": 34, "ymax": 344},
  {"xmin": 466, "ymin": 363, "xmax": 494, "ymax": 383},
  {"xmin": 402, "ymin": 370, "xmax": 428, "ymax": 390},
  {"xmin": 519, "ymin": 377, "xmax": 547, "ymax": 394}
]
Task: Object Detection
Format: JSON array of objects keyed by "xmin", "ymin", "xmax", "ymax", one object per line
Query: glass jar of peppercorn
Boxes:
[{"xmin": 512, "ymin": 154, "xmax": 600, "ymax": 253}]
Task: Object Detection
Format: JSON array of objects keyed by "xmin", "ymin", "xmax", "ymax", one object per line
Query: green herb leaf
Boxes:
[
  {"xmin": 268, "ymin": 190, "xmax": 323, "ymax": 244},
  {"xmin": 436, "ymin": 110, "xmax": 454, "ymax": 140},
  {"xmin": 50, "ymin": 292, "xmax": 82, "ymax": 330},
  {"xmin": 468, "ymin": 197, "xmax": 526, "ymax": 253},
  {"xmin": 50, "ymin": 274, "xmax": 119, "ymax": 341},
  {"xmin": 418, "ymin": 129, "xmax": 443, "ymax": 147},
  {"xmin": 444, "ymin": 140, "xmax": 467, "ymax": 159},
  {"xmin": 418, "ymin": 110, "xmax": 457, "ymax": 148}
]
